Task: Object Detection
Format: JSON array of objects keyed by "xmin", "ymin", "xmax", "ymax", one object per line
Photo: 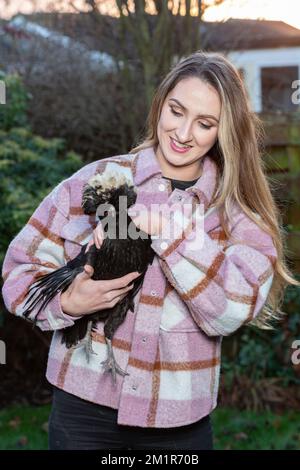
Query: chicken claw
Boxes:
[
  {"xmin": 101, "ymin": 337, "xmax": 129, "ymax": 385},
  {"xmin": 71, "ymin": 320, "xmax": 97, "ymax": 363}
]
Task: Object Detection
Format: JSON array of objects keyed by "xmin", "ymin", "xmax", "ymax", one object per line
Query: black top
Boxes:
[{"xmin": 162, "ymin": 176, "xmax": 199, "ymax": 192}]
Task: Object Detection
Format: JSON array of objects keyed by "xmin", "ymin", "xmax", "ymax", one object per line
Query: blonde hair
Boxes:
[{"xmin": 129, "ymin": 50, "xmax": 300, "ymax": 329}]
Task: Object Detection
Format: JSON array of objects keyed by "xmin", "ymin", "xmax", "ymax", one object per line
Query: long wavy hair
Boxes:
[{"xmin": 129, "ymin": 50, "xmax": 300, "ymax": 329}]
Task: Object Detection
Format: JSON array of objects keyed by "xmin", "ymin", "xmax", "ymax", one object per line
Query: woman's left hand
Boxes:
[
  {"xmin": 128, "ymin": 207, "xmax": 168, "ymax": 237},
  {"xmin": 85, "ymin": 220, "xmax": 104, "ymax": 253}
]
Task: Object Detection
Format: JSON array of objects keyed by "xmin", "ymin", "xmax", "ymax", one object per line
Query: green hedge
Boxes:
[{"xmin": 0, "ymin": 73, "xmax": 83, "ymax": 267}]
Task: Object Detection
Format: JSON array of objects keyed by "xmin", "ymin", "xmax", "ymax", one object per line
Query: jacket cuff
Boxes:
[{"xmin": 35, "ymin": 291, "xmax": 84, "ymax": 330}]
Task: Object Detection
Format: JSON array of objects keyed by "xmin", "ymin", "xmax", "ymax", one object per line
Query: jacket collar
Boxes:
[{"xmin": 132, "ymin": 145, "xmax": 219, "ymax": 211}]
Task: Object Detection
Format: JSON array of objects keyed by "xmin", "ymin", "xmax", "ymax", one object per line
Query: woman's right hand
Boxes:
[{"xmin": 61, "ymin": 267, "xmax": 141, "ymax": 317}]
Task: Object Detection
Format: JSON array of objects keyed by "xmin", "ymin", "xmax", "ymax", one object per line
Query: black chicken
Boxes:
[{"xmin": 23, "ymin": 171, "xmax": 155, "ymax": 384}]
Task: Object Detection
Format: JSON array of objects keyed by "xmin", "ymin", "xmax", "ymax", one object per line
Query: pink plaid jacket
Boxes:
[{"xmin": 2, "ymin": 146, "xmax": 277, "ymax": 428}]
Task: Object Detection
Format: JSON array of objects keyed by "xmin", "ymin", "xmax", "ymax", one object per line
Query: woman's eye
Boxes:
[
  {"xmin": 170, "ymin": 108, "xmax": 181, "ymax": 117},
  {"xmin": 170, "ymin": 107, "xmax": 212, "ymax": 130},
  {"xmin": 199, "ymin": 123, "xmax": 212, "ymax": 130}
]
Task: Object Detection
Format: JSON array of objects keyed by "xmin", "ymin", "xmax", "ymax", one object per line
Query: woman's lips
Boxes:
[{"xmin": 169, "ymin": 137, "xmax": 191, "ymax": 153}]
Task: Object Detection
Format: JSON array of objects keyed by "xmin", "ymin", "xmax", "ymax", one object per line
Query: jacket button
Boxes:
[
  {"xmin": 132, "ymin": 385, "xmax": 137, "ymax": 391},
  {"xmin": 160, "ymin": 242, "xmax": 168, "ymax": 250},
  {"xmin": 151, "ymin": 290, "xmax": 157, "ymax": 296},
  {"xmin": 142, "ymin": 337, "xmax": 147, "ymax": 343}
]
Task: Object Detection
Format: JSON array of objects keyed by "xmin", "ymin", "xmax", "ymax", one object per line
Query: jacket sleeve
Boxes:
[
  {"xmin": 150, "ymin": 199, "xmax": 277, "ymax": 337},
  {"xmin": 1, "ymin": 179, "xmax": 84, "ymax": 331}
]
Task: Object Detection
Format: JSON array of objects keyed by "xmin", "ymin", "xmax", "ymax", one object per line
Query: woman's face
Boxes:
[{"xmin": 156, "ymin": 76, "xmax": 221, "ymax": 180}]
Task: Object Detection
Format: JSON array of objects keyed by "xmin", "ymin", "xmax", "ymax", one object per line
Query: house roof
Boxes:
[{"xmin": 200, "ymin": 18, "xmax": 300, "ymax": 50}]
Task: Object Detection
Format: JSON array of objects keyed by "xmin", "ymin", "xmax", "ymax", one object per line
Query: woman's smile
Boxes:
[{"xmin": 169, "ymin": 136, "xmax": 192, "ymax": 153}]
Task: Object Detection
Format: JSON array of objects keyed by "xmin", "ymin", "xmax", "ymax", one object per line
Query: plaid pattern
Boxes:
[{"xmin": 2, "ymin": 146, "xmax": 277, "ymax": 428}]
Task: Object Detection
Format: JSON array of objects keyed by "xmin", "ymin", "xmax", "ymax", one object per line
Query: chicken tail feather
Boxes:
[{"xmin": 23, "ymin": 264, "xmax": 84, "ymax": 320}]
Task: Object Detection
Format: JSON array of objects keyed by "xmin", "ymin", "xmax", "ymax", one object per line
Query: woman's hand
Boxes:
[
  {"xmin": 128, "ymin": 207, "xmax": 168, "ymax": 237},
  {"xmin": 61, "ymin": 220, "xmax": 142, "ymax": 316},
  {"xmin": 61, "ymin": 267, "xmax": 141, "ymax": 317},
  {"xmin": 85, "ymin": 221, "xmax": 104, "ymax": 253}
]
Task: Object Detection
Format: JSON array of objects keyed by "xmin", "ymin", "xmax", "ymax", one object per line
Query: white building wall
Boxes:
[{"xmin": 227, "ymin": 47, "xmax": 300, "ymax": 112}]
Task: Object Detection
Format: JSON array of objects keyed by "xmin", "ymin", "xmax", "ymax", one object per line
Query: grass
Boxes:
[
  {"xmin": 0, "ymin": 404, "xmax": 300, "ymax": 450},
  {"xmin": 212, "ymin": 408, "xmax": 300, "ymax": 450},
  {"xmin": 0, "ymin": 404, "xmax": 51, "ymax": 450}
]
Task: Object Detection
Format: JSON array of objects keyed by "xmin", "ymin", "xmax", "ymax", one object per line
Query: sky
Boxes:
[
  {"xmin": 204, "ymin": 0, "xmax": 300, "ymax": 30},
  {"xmin": 1, "ymin": 0, "xmax": 300, "ymax": 31}
]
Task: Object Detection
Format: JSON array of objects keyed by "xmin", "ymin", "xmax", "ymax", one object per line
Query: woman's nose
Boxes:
[{"xmin": 176, "ymin": 120, "xmax": 193, "ymax": 143}]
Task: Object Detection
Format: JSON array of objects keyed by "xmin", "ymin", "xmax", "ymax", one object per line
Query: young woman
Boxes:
[{"xmin": 2, "ymin": 51, "xmax": 298, "ymax": 450}]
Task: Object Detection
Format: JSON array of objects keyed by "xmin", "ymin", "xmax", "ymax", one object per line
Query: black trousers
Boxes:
[{"xmin": 48, "ymin": 386, "xmax": 214, "ymax": 450}]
